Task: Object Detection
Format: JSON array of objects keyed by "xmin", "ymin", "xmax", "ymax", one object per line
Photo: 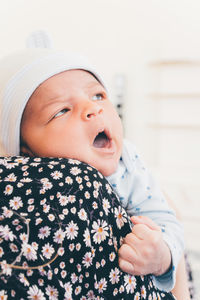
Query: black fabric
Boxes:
[{"xmin": 0, "ymin": 156, "xmax": 176, "ymax": 299}]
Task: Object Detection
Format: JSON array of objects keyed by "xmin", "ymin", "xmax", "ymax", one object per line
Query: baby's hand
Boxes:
[{"xmin": 118, "ymin": 215, "xmax": 171, "ymax": 276}]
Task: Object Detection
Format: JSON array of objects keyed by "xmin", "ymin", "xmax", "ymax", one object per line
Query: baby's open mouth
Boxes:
[{"xmin": 93, "ymin": 131, "xmax": 110, "ymax": 148}]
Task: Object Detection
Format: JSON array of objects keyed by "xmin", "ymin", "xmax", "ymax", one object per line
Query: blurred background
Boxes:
[{"xmin": 0, "ymin": 0, "xmax": 200, "ymax": 297}]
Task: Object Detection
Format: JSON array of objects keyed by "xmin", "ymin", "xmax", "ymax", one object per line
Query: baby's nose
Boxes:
[{"xmin": 81, "ymin": 101, "xmax": 103, "ymax": 120}]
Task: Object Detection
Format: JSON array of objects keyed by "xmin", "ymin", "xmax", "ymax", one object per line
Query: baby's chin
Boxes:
[{"xmin": 97, "ymin": 163, "xmax": 119, "ymax": 177}]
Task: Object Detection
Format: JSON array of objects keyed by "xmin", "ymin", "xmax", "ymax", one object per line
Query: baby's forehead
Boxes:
[
  {"xmin": 35, "ymin": 69, "xmax": 102, "ymax": 96},
  {"xmin": 25, "ymin": 69, "xmax": 103, "ymax": 111}
]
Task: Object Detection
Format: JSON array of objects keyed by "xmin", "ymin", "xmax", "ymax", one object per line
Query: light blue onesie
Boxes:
[{"xmin": 106, "ymin": 139, "xmax": 184, "ymax": 292}]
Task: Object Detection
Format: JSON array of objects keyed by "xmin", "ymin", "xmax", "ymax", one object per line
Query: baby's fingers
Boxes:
[
  {"xmin": 118, "ymin": 244, "xmax": 136, "ymax": 274},
  {"xmin": 131, "ymin": 215, "xmax": 161, "ymax": 231}
]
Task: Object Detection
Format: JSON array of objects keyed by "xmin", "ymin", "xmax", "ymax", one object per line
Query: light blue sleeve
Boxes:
[{"xmin": 123, "ymin": 140, "xmax": 185, "ymax": 292}]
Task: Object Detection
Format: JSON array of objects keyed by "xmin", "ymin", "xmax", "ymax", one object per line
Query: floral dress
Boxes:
[{"xmin": 0, "ymin": 156, "xmax": 176, "ymax": 299}]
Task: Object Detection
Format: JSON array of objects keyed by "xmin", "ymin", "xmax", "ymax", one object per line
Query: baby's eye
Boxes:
[
  {"xmin": 92, "ymin": 93, "xmax": 104, "ymax": 101},
  {"xmin": 54, "ymin": 108, "xmax": 69, "ymax": 118}
]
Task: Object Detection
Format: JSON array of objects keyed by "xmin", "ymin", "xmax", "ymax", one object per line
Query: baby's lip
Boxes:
[{"xmin": 92, "ymin": 128, "xmax": 116, "ymax": 153}]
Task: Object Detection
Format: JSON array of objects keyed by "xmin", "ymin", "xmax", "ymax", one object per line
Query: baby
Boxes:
[{"xmin": 0, "ymin": 48, "xmax": 184, "ymax": 293}]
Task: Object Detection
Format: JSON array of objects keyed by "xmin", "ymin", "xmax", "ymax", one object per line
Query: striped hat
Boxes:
[{"xmin": 0, "ymin": 48, "xmax": 104, "ymax": 156}]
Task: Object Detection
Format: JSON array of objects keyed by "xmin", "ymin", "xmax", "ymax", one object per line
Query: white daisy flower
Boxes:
[
  {"xmin": 20, "ymin": 233, "xmax": 28, "ymax": 242},
  {"xmin": 9, "ymin": 196, "xmax": 23, "ymax": 210},
  {"xmin": 96, "ymin": 278, "xmax": 107, "ymax": 293},
  {"xmin": 71, "ymin": 273, "xmax": 78, "ymax": 284},
  {"xmin": 82, "ymin": 252, "xmax": 93, "ymax": 268},
  {"xmin": 141, "ymin": 285, "xmax": 146, "ymax": 298},
  {"xmin": 91, "ymin": 220, "xmax": 109, "ymax": 244},
  {"xmin": 124, "ymin": 274, "xmax": 137, "ymax": 294},
  {"xmin": 68, "ymin": 195, "xmax": 76, "ymax": 203},
  {"xmin": 2, "ymin": 206, "xmax": 13, "ymax": 218},
  {"xmin": 78, "ymin": 208, "xmax": 87, "ymax": 221},
  {"xmin": 51, "ymin": 170, "xmax": 63, "ymax": 180},
  {"xmin": 5, "ymin": 173, "xmax": 17, "ymax": 182},
  {"xmin": 4, "ymin": 162, "xmax": 18, "ymax": 169},
  {"xmin": 61, "ymin": 270, "xmax": 67, "ymax": 279},
  {"xmin": 68, "ymin": 159, "xmax": 81, "ymax": 165},
  {"xmin": 57, "ymin": 247, "xmax": 65, "ymax": 256},
  {"xmin": 53, "ymin": 228, "xmax": 65, "ymax": 244},
  {"xmin": 70, "ymin": 207, "xmax": 76, "ymax": 215},
  {"xmin": 86, "ymin": 181, "xmax": 92, "ymax": 188},
  {"xmin": 93, "ymin": 190, "xmax": 99, "ymax": 198},
  {"xmin": 134, "ymin": 292, "xmax": 140, "ymax": 300},
  {"xmin": 0, "ymin": 246, "xmax": 4, "ymax": 258},
  {"xmin": 65, "ymin": 221, "xmax": 78, "ymax": 240},
  {"xmin": 62, "ymin": 208, "xmax": 69, "ymax": 215},
  {"xmin": 59, "ymin": 261, "xmax": 65, "ymax": 269},
  {"xmin": 101, "ymin": 259, "xmax": 106, "ymax": 267},
  {"xmin": 22, "ymin": 243, "xmax": 37, "ymax": 261},
  {"xmin": 38, "ymin": 279, "xmax": 44, "ymax": 286},
  {"xmin": 83, "ymin": 228, "xmax": 91, "ymax": 247},
  {"xmin": 93, "ymin": 181, "xmax": 100, "ymax": 189},
  {"xmin": 105, "ymin": 183, "xmax": 112, "ymax": 194},
  {"xmin": 48, "ymin": 214, "xmax": 55, "ymax": 222},
  {"xmin": 113, "ymin": 288, "xmax": 118, "ymax": 296},
  {"xmin": 43, "ymin": 181, "xmax": 53, "ymax": 190},
  {"xmin": 10, "ymin": 243, "xmax": 18, "ymax": 252},
  {"xmin": 15, "ymin": 157, "xmax": 29, "ymax": 164},
  {"xmin": 28, "ymin": 198, "xmax": 34, "ymax": 205},
  {"xmin": 65, "ymin": 176, "xmax": 73, "ymax": 184},
  {"xmin": 59, "ymin": 196, "xmax": 68, "ymax": 206},
  {"xmin": 28, "ymin": 205, "xmax": 34, "ymax": 212},
  {"xmin": 114, "ymin": 206, "xmax": 127, "ymax": 229},
  {"xmin": 84, "ymin": 175, "xmax": 89, "ymax": 181},
  {"xmin": 27, "ymin": 285, "xmax": 45, "ymax": 300},
  {"xmin": 109, "ymin": 252, "xmax": 116, "ymax": 262},
  {"xmin": 0, "ymin": 290, "xmax": 8, "ymax": 299},
  {"xmin": 0, "ymin": 260, "xmax": 12, "ymax": 276},
  {"xmin": 76, "ymin": 243, "xmax": 81, "ymax": 251},
  {"xmin": 64, "ymin": 282, "xmax": 72, "ymax": 298},
  {"xmin": 69, "ymin": 244, "xmax": 74, "ymax": 252},
  {"xmin": 157, "ymin": 293, "xmax": 161, "ymax": 300},
  {"xmin": 70, "ymin": 167, "xmax": 81, "ymax": 176},
  {"xmin": 86, "ymin": 290, "xmax": 95, "ymax": 299},
  {"xmin": 4, "ymin": 184, "xmax": 13, "ymax": 195},
  {"xmin": 35, "ymin": 218, "xmax": 43, "ymax": 225},
  {"xmin": 92, "ymin": 202, "xmax": 98, "ymax": 209},
  {"xmin": 103, "ymin": 198, "xmax": 111, "ymax": 216},
  {"xmin": 42, "ymin": 243, "xmax": 55, "ymax": 259},
  {"xmin": 46, "ymin": 285, "xmax": 59, "ymax": 300},
  {"xmin": 47, "ymin": 270, "xmax": 53, "ymax": 280},
  {"xmin": 43, "ymin": 204, "xmax": 50, "ymax": 213},
  {"xmin": 84, "ymin": 191, "xmax": 90, "ymax": 199},
  {"xmin": 38, "ymin": 226, "xmax": 51, "ymax": 239},
  {"xmin": 152, "ymin": 292, "xmax": 157, "ymax": 300},
  {"xmin": 19, "ymin": 273, "xmax": 30, "ymax": 286},
  {"xmin": 21, "ymin": 178, "xmax": 32, "ymax": 183},
  {"xmin": 75, "ymin": 286, "xmax": 81, "ymax": 295},
  {"xmin": 41, "ymin": 178, "xmax": 49, "ymax": 184},
  {"xmin": 76, "ymin": 176, "xmax": 82, "ymax": 184},
  {"xmin": 0, "ymin": 225, "xmax": 15, "ymax": 241}
]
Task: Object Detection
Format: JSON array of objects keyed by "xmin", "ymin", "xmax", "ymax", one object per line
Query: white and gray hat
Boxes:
[{"xmin": 0, "ymin": 32, "xmax": 104, "ymax": 156}]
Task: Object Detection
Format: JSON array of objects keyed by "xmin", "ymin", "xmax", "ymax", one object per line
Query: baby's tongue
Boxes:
[{"xmin": 93, "ymin": 132, "xmax": 108, "ymax": 148}]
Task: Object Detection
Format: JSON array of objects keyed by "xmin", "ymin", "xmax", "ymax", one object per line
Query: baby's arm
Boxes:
[{"xmin": 117, "ymin": 140, "xmax": 185, "ymax": 292}]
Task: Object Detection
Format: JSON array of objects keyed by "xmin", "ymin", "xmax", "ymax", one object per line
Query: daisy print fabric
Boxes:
[{"xmin": 0, "ymin": 157, "xmax": 176, "ymax": 299}]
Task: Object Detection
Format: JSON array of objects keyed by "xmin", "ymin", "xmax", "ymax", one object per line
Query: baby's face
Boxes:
[{"xmin": 21, "ymin": 70, "xmax": 123, "ymax": 176}]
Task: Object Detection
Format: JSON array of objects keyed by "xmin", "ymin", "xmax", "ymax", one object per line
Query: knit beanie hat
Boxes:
[{"xmin": 0, "ymin": 44, "xmax": 104, "ymax": 156}]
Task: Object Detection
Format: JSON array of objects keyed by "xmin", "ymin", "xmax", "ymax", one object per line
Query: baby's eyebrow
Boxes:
[
  {"xmin": 86, "ymin": 80, "xmax": 103, "ymax": 89},
  {"xmin": 41, "ymin": 97, "xmax": 66, "ymax": 110}
]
